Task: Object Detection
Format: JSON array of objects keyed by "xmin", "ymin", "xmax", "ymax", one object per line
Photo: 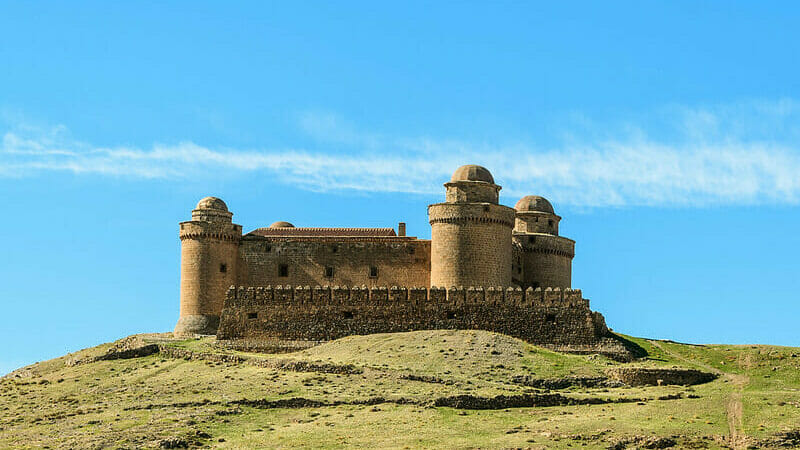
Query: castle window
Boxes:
[
  {"xmin": 529, "ymin": 236, "xmax": 535, "ymax": 244},
  {"xmin": 331, "ymin": 245, "xmax": 338, "ymax": 253},
  {"xmin": 446, "ymin": 311, "xmax": 456, "ymax": 320},
  {"xmin": 483, "ymin": 205, "xmax": 490, "ymax": 212},
  {"xmin": 343, "ymin": 311, "xmax": 354, "ymax": 319},
  {"xmin": 247, "ymin": 312, "xmax": 258, "ymax": 319},
  {"xmin": 278, "ymin": 264, "xmax": 289, "ymax": 277},
  {"xmin": 325, "ymin": 266, "xmax": 334, "ymax": 278},
  {"xmin": 545, "ymin": 313, "xmax": 556, "ymax": 323},
  {"xmin": 219, "ymin": 263, "xmax": 227, "ymax": 273},
  {"xmin": 548, "ymin": 220, "xmax": 553, "ymax": 227},
  {"xmin": 265, "ymin": 244, "xmax": 272, "ymax": 252},
  {"xmin": 369, "ymin": 266, "xmax": 378, "ymax": 278}
]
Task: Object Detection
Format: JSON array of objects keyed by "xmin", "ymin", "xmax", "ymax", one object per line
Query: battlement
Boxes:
[
  {"xmin": 224, "ymin": 285, "xmax": 589, "ymax": 309},
  {"xmin": 217, "ymin": 283, "xmax": 609, "ymax": 349},
  {"xmin": 177, "ymin": 165, "xmax": 598, "ymax": 346}
]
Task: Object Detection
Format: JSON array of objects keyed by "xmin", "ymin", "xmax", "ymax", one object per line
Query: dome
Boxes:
[
  {"xmin": 515, "ymin": 195, "xmax": 555, "ymax": 214},
  {"xmin": 195, "ymin": 197, "xmax": 228, "ymax": 212},
  {"xmin": 450, "ymin": 164, "xmax": 495, "ymax": 184},
  {"xmin": 270, "ymin": 221, "xmax": 295, "ymax": 228}
]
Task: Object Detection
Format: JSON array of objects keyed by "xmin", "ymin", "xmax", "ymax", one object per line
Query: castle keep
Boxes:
[{"xmin": 175, "ymin": 165, "xmax": 621, "ymax": 357}]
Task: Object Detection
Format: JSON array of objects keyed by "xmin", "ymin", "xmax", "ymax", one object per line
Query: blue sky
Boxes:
[{"xmin": 2, "ymin": 1, "xmax": 800, "ymax": 375}]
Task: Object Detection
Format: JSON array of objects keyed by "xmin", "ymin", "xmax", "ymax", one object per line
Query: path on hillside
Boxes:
[{"xmin": 647, "ymin": 340, "xmax": 750, "ymax": 450}]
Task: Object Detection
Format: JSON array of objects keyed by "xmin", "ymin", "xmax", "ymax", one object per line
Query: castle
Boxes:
[{"xmin": 175, "ymin": 165, "xmax": 625, "ymax": 357}]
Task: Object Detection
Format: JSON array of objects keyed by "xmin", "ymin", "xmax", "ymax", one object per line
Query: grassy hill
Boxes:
[{"xmin": 2, "ymin": 331, "xmax": 799, "ymax": 449}]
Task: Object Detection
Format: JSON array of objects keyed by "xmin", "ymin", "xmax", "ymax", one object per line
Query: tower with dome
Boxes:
[{"xmin": 172, "ymin": 164, "xmax": 618, "ymax": 360}]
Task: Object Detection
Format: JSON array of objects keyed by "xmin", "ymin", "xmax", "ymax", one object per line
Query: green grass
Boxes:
[{"xmin": 1, "ymin": 331, "xmax": 799, "ymax": 448}]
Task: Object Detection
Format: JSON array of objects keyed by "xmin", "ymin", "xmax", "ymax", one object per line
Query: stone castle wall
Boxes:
[
  {"xmin": 238, "ymin": 237, "xmax": 430, "ymax": 288},
  {"xmin": 217, "ymin": 285, "xmax": 610, "ymax": 348},
  {"xmin": 429, "ymin": 203, "xmax": 515, "ymax": 287}
]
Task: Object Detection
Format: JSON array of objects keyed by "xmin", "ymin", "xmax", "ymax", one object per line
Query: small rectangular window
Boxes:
[
  {"xmin": 247, "ymin": 312, "xmax": 258, "ymax": 319},
  {"xmin": 331, "ymin": 245, "xmax": 338, "ymax": 253},
  {"xmin": 278, "ymin": 264, "xmax": 289, "ymax": 277},
  {"xmin": 325, "ymin": 266, "xmax": 334, "ymax": 278},
  {"xmin": 369, "ymin": 266, "xmax": 378, "ymax": 278},
  {"xmin": 219, "ymin": 263, "xmax": 227, "ymax": 273}
]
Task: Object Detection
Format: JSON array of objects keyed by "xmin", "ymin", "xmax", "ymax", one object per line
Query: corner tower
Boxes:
[
  {"xmin": 512, "ymin": 195, "xmax": 574, "ymax": 289},
  {"xmin": 428, "ymin": 165, "xmax": 515, "ymax": 287},
  {"xmin": 174, "ymin": 197, "xmax": 242, "ymax": 336}
]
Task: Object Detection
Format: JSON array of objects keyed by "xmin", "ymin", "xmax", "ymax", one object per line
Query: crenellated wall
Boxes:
[{"xmin": 217, "ymin": 285, "xmax": 611, "ymax": 350}]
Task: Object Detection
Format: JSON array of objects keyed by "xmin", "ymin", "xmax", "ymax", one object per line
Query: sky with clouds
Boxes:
[{"xmin": 1, "ymin": 1, "xmax": 799, "ymax": 374}]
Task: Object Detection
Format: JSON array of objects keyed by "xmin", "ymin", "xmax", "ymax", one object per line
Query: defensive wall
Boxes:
[
  {"xmin": 175, "ymin": 165, "xmax": 590, "ymax": 343},
  {"xmin": 217, "ymin": 285, "xmax": 614, "ymax": 353}
]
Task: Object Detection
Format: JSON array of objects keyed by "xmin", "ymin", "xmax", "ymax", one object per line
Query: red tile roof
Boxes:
[{"xmin": 247, "ymin": 227, "xmax": 397, "ymax": 237}]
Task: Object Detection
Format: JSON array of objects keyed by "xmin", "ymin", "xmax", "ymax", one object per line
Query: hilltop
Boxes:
[{"xmin": 2, "ymin": 331, "xmax": 799, "ymax": 449}]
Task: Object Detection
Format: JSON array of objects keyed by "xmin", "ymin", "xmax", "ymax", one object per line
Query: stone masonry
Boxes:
[
  {"xmin": 217, "ymin": 285, "xmax": 622, "ymax": 358},
  {"xmin": 175, "ymin": 164, "xmax": 617, "ymax": 356}
]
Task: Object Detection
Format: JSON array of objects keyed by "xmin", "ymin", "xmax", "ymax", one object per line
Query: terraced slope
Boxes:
[{"xmin": 1, "ymin": 331, "xmax": 799, "ymax": 449}]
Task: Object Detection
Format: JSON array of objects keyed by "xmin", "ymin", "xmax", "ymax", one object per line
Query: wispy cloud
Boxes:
[{"xmin": 2, "ymin": 100, "xmax": 800, "ymax": 207}]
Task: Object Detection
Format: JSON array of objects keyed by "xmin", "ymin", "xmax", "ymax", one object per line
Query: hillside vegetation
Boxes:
[{"xmin": 1, "ymin": 330, "xmax": 799, "ymax": 449}]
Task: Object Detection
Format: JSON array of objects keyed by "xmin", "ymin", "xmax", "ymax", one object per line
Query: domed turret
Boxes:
[
  {"xmin": 269, "ymin": 221, "xmax": 295, "ymax": 228},
  {"xmin": 512, "ymin": 195, "xmax": 574, "ymax": 289},
  {"xmin": 514, "ymin": 195, "xmax": 560, "ymax": 235},
  {"xmin": 191, "ymin": 196, "xmax": 233, "ymax": 223},
  {"xmin": 176, "ymin": 196, "xmax": 242, "ymax": 337},
  {"xmin": 444, "ymin": 165, "xmax": 501, "ymax": 204},
  {"xmin": 428, "ymin": 165, "xmax": 515, "ymax": 288}
]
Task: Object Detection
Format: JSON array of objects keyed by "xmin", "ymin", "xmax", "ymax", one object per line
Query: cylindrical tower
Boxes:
[
  {"xmin": 512, "ymin": 195, "xmax": 574, "ymax": 289},
  {"xmin": 174, "ymin": 197, "xmax": 242, "ymax": 336},
  {"xmin": 428, "ymin": 165, "xmax": 515, "ymax": 288}
]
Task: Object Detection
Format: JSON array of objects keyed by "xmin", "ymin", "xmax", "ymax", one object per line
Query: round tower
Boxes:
[
  {"xmin": 174, "ymin": 197, "xmax": 242, "ymax": 336},
  {"xmin": 512, "ymin": 195, "xmax": 574, "ymax": 289},
  {"xmin": 428, "ymin": 165, "xmax": 515, "ymax": 288}
]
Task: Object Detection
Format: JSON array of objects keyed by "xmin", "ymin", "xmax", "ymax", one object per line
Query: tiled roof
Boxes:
[{"xmin": 247, "ymin": 227, "xmax": 397, "ymax": 237}]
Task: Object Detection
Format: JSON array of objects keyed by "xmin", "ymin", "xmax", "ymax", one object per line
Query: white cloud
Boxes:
[{"xmin": 2, "ymin": 101, "xmax": 800, "ymax": 207}]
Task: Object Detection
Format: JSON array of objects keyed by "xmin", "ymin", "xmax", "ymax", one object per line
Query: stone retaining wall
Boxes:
[{"xmin": 605, "ymin": 367, "xmax": 718, "ymax": 386}]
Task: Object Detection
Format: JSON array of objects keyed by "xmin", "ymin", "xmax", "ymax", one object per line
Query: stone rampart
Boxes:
[{"xmin": 217, "ymin": 285, "xmax": 609, "ymax": 349}]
